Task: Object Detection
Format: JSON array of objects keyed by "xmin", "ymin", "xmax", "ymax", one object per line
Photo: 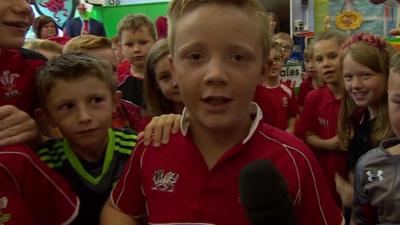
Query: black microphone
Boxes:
[{"xmin": 239, "ymin": 159, "xmax": 295, "ymax": 225}]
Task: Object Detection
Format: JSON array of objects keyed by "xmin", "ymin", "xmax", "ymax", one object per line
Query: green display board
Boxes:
[{"xmin": 92, "ymin": 2, "xmax": 169, "ymax": 38}]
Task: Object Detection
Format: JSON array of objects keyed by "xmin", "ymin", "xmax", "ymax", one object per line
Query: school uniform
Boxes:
[
  {"xmin": 0, "ymin": 144, "xmax": 79, "ymax": 225},
  {"xmin": 253, "ymin": 83, "xmax": 298, "ymax": 131},
  {"xmin": 297, "ymin": 75, "xmax": 314, "ymax": 107},
  {"xmin": 111, "ymin": 103, "xmax": 343, "ymax": 225},
  {"xmin": 298, "ymin": 86, "xmax": 348, "ymax": 205},
  {"xmin": 37, "ymin": 128, "xmax": 137, "ymax": 225},
  {"xmin": 0, "ymin": 48, "xmax": 46, "ymax": 114}
]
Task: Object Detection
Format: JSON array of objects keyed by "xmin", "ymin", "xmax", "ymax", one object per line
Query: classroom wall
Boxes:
[{"xmin": 91, "ymin": 2, "xmax": 168, "ymax": 38}]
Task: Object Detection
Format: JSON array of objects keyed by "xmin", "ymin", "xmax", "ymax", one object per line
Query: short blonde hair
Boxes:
[
  {"xmin": 168, "ymin": 0, "xmax": 271, "ymax": 59},
  {"xmin": 24, "ymin": 39, "xmax": 63, "ymax": 54},
  {"xmin": 117, "ymin": 14, "xmax": 156, "ymax": 41},
  {"xmin": 63, "ymin": 35, "xmax": 112, "ymax": 53}
]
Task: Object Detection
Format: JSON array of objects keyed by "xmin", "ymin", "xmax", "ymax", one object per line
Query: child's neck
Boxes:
[
  {"xmin": 190, "ymin": 113, "xmax": 253, "ymax": 169},
  {"xmin": 70, "ymin": 137, "xmax": 108, "ymax": 162},
  {"xmin": 263, "ymin": 76, "xmax": 280, "ymax": 88},
  {"xmin": 130, "ymin": 65, "xmax": 144, "ymax": 79},
  {"xmin": 327, "ymin": 82, "xmax": 344, "ymax": 99}
]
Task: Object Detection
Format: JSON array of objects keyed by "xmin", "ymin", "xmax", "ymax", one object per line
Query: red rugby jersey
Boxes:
[
  {"xmin": 112, "ymin": 106, "xmax": 343, "ymax": 225},
  {"xmin": 0, "ymin": 144, "xmax": 79, "ymax": 225},
  {"xmin": 253, "ymin": 83, "xmax": 299, "ymax": 131},
  {"xmin": 0, "ymin": 48, "xmax": 46, "ymax": 114},
  {"xmin": 298, "ymin": 86, "xmax": 348, "ymax": 206}
]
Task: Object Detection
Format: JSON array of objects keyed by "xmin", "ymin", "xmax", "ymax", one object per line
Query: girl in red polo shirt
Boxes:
[
  {"xmin": 335, "ymin": 33, "xmax": 395, "ymax": 215},
  {"xmin": 298, "ymin": 31, "xmax": 348, "ymax": 208}
]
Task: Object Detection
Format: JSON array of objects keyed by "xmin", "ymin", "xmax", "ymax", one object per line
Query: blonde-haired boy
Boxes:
[
  {"xmin": 101, "ymin": 1, "xmax": 343, "ymax": 225},
  {"xmin": 117, "ymin": 14, "xmax": 156, "ymax": 107}
]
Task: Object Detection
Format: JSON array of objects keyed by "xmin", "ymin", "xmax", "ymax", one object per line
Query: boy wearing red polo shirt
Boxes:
[
  {"xmin": 0, "ymin": 1, "xmax": 79, "ymax": 224},
  {"xmin": 101, "ymin": 1, "xmax": 343, "ymax": 225},
  {"xmin": 0, "ymin": 0, "xmax": 48, "ymax": 146},
  {"xmin": 253, "ymin": 47, "xmax": 298, "ymax": 133}
]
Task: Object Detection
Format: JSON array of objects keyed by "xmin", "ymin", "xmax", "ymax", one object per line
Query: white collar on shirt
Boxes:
[{"xmin": 180, "ymin": 102, "xmax": 263, "ymax": 144}]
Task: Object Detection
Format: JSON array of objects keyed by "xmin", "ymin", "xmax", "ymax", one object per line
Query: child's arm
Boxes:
[
  {"xmin": 101, "ymin": 199, "xmax": 140, "ymax": 225},
  {"xmin": 305, "ymin": 132, "xmax": 340, "ymax": 151},
  {"xmin": 0, "ymin": 105, "xmax": 38, "ymax": 146},
  {"xmin": 286, "ymin": 117, "xmax": 296, "ymax": 134}
]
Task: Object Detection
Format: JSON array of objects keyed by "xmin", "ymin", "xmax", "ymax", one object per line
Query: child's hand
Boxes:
[
  {"xmin": 141, "ymin": 114, "xmax": 181, "ymax": 147},
  {"xmin": 0, "ymin": 105, "xmax": 38, "ymax": 146},
  {"xmin": 335, "ymin": 173, "xmax": 353, "ymax": 208}
]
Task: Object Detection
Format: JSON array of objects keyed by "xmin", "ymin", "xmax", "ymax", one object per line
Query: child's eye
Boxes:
[
  {"xmin": 160, "ymin": 74, "xmax": 171, "ymax": 81},
  {"xmin": 58, "ymin": 103, "xmax": 74, "ymax": 111},
  {"xmin": 343, "ymin": 74, "xmax": 353, "ymax": 81},
  {"xmin": 139, "ymin": 40, "xmax": 148, "ymax": 45},
  {"xmin": 314, "ymin": 57, "xmax": 322, "ymax": 63},
  {"xmin": 187, "ymin": 52, "xmax": 203, "ymax": 61},
  {"xmin": 92, "ymin": 96, "xmax": 104, "ymax": 104},
  {"xmin": 361, "ymin": 73, "xmax": 371, "ymax": 79},
  {"xmin": 230, "ymin": 54, "xmax": 247, "ymax": 62},
  {"xmin": 328, "ymin": 53, "xmax": 338, "ymax": 60}
]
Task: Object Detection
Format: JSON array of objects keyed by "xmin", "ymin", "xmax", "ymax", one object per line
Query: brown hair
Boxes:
[
  {"xmin": 338, "ymin": 38, "xmax": 395, "ymax": 149},
  {"xmin": 167, "ymin": 0, "xmax": 271, "ymax": 59},
  {"xmin": 63, "ymin": 35, "xmax": 112, "ymax": 53},
  {"xmin": 143, "ymin": 39, "xmax": 180, "ymax": 116},
  {"xmin": 32, "ymin": 15, "xmax": 58, "ymax": 39},
  {"xmin": 37, "ymin": 53, "xmax": 116, "ymax": 108},
  {"xmin": 117, "ymin": 14, "xmax": 156, "ymax": 41}
]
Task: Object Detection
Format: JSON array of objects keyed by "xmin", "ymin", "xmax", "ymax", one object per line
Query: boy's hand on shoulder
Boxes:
[
  {"xmin": 140, "ymin": 114, "xmax": 181, "ymax": 147},
  {"xmin": 0, "ymin": 105, "xmax": 38, "ymax": 146}
]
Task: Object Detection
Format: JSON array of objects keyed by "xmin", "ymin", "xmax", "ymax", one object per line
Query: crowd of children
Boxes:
[{"xmin": 1, "ymin": 0, "xmax": 400, "ymax": 225}]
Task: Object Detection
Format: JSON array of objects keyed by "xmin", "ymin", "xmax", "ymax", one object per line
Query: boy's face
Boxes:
[
  {"xmin": 268, "ymin": 48, "xmax": 284, "ymax": 78},
  {"xmin": 388, "ymin": 71, "xmax": 400, "ymax": 137},
  {"xmin": 120, "ymin": 28, "xmax": 154, "ymax": 68},
  {"xmin": 274, "ymin": 38, "xmax": 293, "ymax": 61},
  {"xmin": 0, "ymin": 0, "xmax": 33, "ymax": 48},
  {"xmin": 343, "ymin": 53, "xmax": 385, "ymax": 108},
  {"xmin": 44, "ymin": 75, "xmax": 117, "ymax": 151},
  {"xmin": 313, "ymin": 39, "xmax": 341, "ymax": 85},
  {"xmin": 170, "ymin": 3, "xmax": 268, "ymax": 131}
]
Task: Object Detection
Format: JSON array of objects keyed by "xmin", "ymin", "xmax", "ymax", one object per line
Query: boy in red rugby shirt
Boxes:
[
  {"xmin": 0, "ymin": 0, "xmax": 47, "ymax": 146},
  {"xmin": 0, "ymin": 1, "xmax": 79, "ymax": 224},
  {"xmin": 253, "ymin": 47, "xmax": 299, "ymax": 133},
  {"xmin": 101, "ymin": 1, "xmax": 343, "ymax": 225}
]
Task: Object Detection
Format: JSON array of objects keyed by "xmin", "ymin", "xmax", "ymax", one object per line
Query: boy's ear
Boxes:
[
  {"xmin": 168, "ymin": 54, "xmax": 177, "ymax": 79},
  {"xmin": 259, "ymin": 57, "xmax": 273, "ymax": 84},
  {"xmin": 34, "ymin": 107, "xmax": 56, "ymax": 127}
]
